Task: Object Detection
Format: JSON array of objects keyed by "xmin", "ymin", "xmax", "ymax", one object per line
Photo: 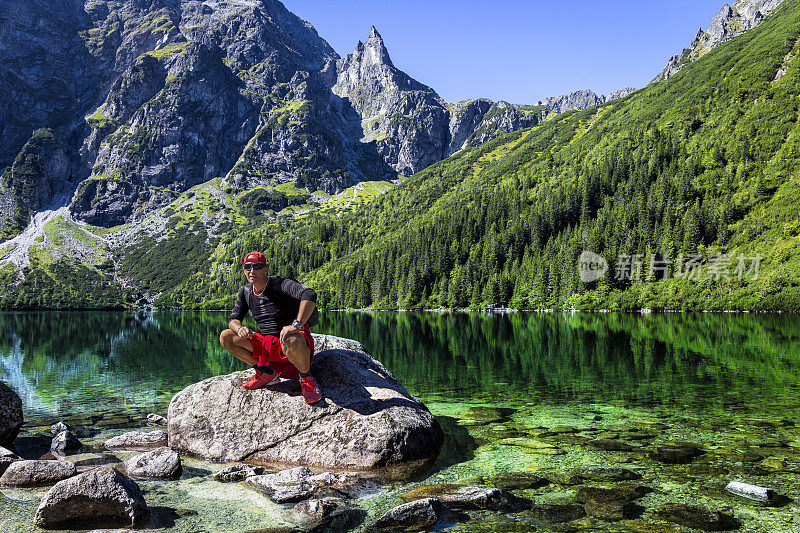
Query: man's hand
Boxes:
[
  {"xmin": 237, "ymin": 326, "xmax": 254, "ymax": 339},
  {"xmin": 280, "ymin": 324, "xmax": 299, "ymax": 343}
]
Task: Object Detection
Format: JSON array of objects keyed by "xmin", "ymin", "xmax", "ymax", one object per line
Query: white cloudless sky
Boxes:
[{"xmin": 282, "ymin": 0, "xmax": 727, "ymax": 104}]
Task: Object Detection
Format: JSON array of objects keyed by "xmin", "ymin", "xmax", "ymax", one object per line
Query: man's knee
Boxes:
[
  {"xmin": 282, "ymin": 334, "xmax": 304, "ymax": 352},
  {"xmin": 220, "ymin": 329, "xmax": 234, "ymax": 347}
]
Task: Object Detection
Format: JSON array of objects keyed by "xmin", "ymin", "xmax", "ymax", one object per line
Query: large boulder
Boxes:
[
  {"xmin": 168, "ymin": 335, "xmax": 443, "ymax": 471},
  {"xmin": 0, "ymin": 381, "xmax": 23, "ymax": 446},
  {"xmin": 33, "ymin": 466, "xmax": 150, "ymax": 529}
]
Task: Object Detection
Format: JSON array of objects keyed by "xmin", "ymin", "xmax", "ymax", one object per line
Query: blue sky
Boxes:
[{"xmin": 282, "ymin": 0, "xmax": 726, "ymax": 104}]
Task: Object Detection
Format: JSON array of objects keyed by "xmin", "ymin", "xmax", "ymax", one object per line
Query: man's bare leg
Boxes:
[
  {"xmin": 219, "ymin": 329, "xmax": 257, "ymax": 366},
  {"xmin": 281, "ymin": 333, "xmax": 311, "ymax": 374}
]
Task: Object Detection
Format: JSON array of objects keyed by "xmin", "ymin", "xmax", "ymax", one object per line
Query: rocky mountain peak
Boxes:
[
  {"xmin": 352, "ymin": 25, "xmax": 394, "ymax": 69},
  {"xmin": 653, "ymin": 0, "xmax": 785, "ymax": 82}
]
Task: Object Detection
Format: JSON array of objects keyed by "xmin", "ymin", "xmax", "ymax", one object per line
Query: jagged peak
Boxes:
[
  {"xmin": 350, "ymin": 26, "xmax": 393, "ymax": 68},
  {"xmin": 368, "ymin": 26, "xmax": 382, "ymax": 41}
]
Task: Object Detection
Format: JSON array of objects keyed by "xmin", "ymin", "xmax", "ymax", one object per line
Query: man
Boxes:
[{"xmin": 219, "ymin": 251, "xmax": 322, "ymax": 404}]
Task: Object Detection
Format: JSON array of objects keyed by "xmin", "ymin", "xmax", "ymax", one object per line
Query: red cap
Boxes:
[{"xmin": 243, "ymin": 251, "xmax": 266, "ymax": 264}]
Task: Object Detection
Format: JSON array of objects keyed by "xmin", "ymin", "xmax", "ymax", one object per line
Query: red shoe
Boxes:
[
  {"xmin": 300, "ymin": 376, "xmax": 322, "ymax": 404},
  {"xmin": 242, "ymin": 370, "xmax": 280, "ymax": 390}
]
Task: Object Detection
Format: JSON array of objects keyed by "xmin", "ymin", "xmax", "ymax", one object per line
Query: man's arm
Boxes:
[
  {"xmin": 278, "ymin": 278, "xmax": 317, "ymax": 342},
  {"xmin": 228, "ymin": 288, "xmax": 253, "ymax": 339}
]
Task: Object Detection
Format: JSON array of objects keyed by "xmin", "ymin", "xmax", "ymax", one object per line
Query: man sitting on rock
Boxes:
[{"xmin": 219, "ymin": 251, "xmax": 322, "ymax": 404}]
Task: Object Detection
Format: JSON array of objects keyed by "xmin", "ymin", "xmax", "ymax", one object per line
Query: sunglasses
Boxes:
[{"xmin": 243, "ymin": 263, "xmax": 266, "ymax": 271}]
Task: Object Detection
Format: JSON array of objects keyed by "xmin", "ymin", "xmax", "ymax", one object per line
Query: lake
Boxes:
[{"xmin": 1, "ymin": 310, "xmax": 799, "ymax": 531}]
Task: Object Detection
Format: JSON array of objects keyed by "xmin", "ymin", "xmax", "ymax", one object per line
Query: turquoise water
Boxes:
[{"xmin": 1, "ymin": 310, "xmax": 800, "ymax": 531}]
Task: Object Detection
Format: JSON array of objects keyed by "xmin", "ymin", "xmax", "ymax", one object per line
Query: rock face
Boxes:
[
  {"xmin": 0, "ymin": 459, "xmax": 77, "ymax": 486},
  {"xmin": 0, "ymin": 381, "xmax": 23, "ymax": 445},
  {"xmin": 121, "ymin": 447, "xmax": 182, "ymax": 479},
  {"xmin": 33, "ymin": 466, "xmax": 150, "ymax": 529},
  {"xmin": 536, "ymin": 88, "xmax": 636, "ymax": 114},
  {"xmin": 0, "ymin": 0, "xmax": 624, "ymax": 238},
  {"xmin": 167, "ymin": 334, "xmax": 443, "ymax": 471},
  {"xmin": 653, "ymin": 0, "xmax": 786, "ymax": 82}
]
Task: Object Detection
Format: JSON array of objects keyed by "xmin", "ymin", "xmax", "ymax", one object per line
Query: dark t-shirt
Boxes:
[{"xmin": 228, "ymin": 277, "xmax": 317, "ymax": 336}]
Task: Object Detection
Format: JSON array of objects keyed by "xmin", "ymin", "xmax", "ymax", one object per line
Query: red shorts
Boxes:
[{"xmin": 248, "ymin": 325, "xmax": 314, "ymax": 380}]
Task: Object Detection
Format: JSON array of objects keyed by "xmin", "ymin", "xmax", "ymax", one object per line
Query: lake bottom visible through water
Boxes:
[{"xmin": 1, "ymin": 310, "xmax": 799, "ymax": 532}]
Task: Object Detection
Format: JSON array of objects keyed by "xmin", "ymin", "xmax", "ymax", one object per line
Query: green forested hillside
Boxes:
[
  {"xmin": 5, "ymin": 0, "xmax": 800, "ymax": 311},
  {"xmin": 164, "ymin": 0, "xmax": 800, "ymax": 311}
]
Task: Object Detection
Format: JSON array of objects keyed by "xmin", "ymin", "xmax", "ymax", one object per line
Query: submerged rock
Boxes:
[
  {"xmin": 651, "ymin": 444, "xmax": 704, "ymax": 464},
  {"xmin": 373, "ymin": 498, "xmax": 442, "ymax": 530},
  {"xmin": 656, "ymin": 503, "xmax": 739, "ymax": 530},
  {"xmin": 588, "ymin": 439, "xmax": 635, "ymax": 451},
  {"xmin": 292, "ymin": 497, "xmax": 364, "ymax": 531},
  {"xmin": 489, "ymin": 472, "xmax": 548, "ymax": 491},
  {"xmin": 33, "ymin": 466, "xmax": 150, "ymax": 529},
  {"xmin": 574, "ymin": 484, "xmax": 652, "ymax": 504},
  {"xmin": 51, "ymin": 430, "xmax": 83, "ymax": 456},
  {"xmin": 168, "ymin": 335, "xmax": 443, "ymax": 471},
  {"xmin": 244, "ymin": 466, "xmax": 379, "ymax": 503},
  {"xmin": 122, "ymin": 447, "xmax": 182, "ymax": 479},
  {"xmin": 0, "ymin": 459, "xmax": 76, "ymax": 486},
  {"xmin": 104, "ymin": 430, "xmax": 168, "ymax": 451},
  {"xmin": 213, "ymin": 464, "xmax": 266, "ymax": 483},
  {"xmin": 400, "ymin": 484, "xmax": 523, "ymax": 511},
  {"xmin": 525, "ymin": 503, "xmax": 586, "ymax": 523},
  {"xmin": 572, "ymin": 465, "xmax": 641, "ymax": 482},
  {"xmin": 0, "ymin": 381, "xmax": 23, "ymax": 446}
]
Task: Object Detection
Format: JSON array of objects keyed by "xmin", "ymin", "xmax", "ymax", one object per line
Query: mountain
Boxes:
[
  {"xmin": 536, "ymin": 88, "xmax": 636, "ymax": 114},
  {"xmin": 6, "ymin": 0, "xmax": 791, "ymax": 311},
  {"xmin": 653, "ymin": 0, "xmax": 786, "ymax": 82},
  {"xmin": 153, "ymin": 0, "xmax": 800, "ymax": 312},
  {"xmin": 0, "ymin": 1, "xmax": 573, "ymax": 237}
]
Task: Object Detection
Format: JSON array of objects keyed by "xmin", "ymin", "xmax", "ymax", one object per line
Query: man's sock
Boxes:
[
  {"xmin": 252, "ymin": 364, "xmax": 274, "ymax": 374},
  {"xmin": 299, "ymin": 371, "xmax": 311, "ymax": 379}
]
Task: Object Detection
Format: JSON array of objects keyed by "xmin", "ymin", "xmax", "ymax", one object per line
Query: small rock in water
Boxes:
[
  {"xmin": 650, "ymin": 444, "xmax": 704, "ymax": 464},
  {"xmin": 33, "ymin": 466, "xmax": 150, "ymax": 529},
  {"xmin": 656, "ymin": 503, "xmax": 739, "ymax": 530},
  {"xmin": 122, "ymin": 447, "xmax": 182, "ymax": 479},
  {"xmin": 725, "ymin": 481, "xmax": 774, "ymax": 502},
  {"xmin": 51, "ymin": 430, "xmax": 82, "ymax": 456},
  {"xmin": 373, "ymin": 498, "xmax": 442, "ymax": 530},
  {"xmin": 104, "ymin": 430, "xmax": 168, "ymax": 451},
  {"xmin": 0, "ymin": 459, "xmax": 76, "ymax": 486},
  {"xmin": 146, "ymin": 413, "xmax": 168, "ymax": 427},
  {"xmin": 292, "ymin": 497, "xmax": 363, "ymax": 531},
  {"xmin": 213, "ymin": 464, "xmax": 266, "ymax": 482},
  {"xmin": 544, "ymin": 470, "xmax": 583, "ymax": 485},
  {"xmin": 0, "ymin": 446, "xmax": 21, "ymax": 475},
  {"xmin": 401, "ymin": 484, "xmax": 523, "ymax": 511},
  {"xmin": 50, "ymin": 421, "xmax": 73, "ymax": 435},
  {"xmin": 573, "ymin": 465, "xmax": 641, "ymax": 482},
  {"xmin": 245, "ymin": 466, "xmax": 379, "ymax": 504}
]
